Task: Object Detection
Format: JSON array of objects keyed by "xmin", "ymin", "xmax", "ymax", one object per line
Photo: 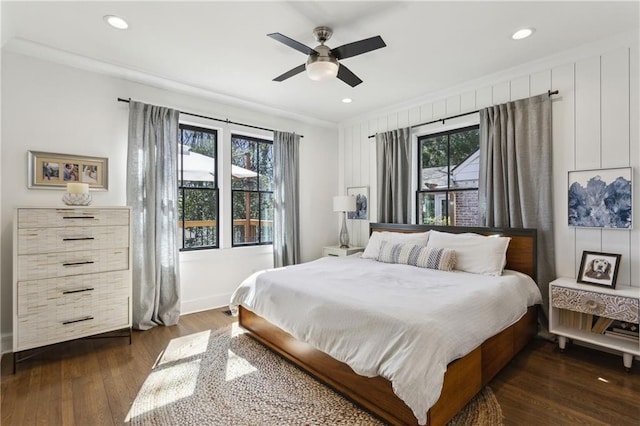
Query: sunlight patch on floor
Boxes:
[
  {"xmin": 125, "ymin": 359, "xmax": 201, "ymax": 421},
  {"xmin": 225, "ymin": 349, "xmax": 257, "ymax": 381},
  {"xmin": 156, "ymin": 330, "xmax": 211, "ymax": 367},
  {"xmin": 231, "ymin": 321, "xmax": 247, "ymax": 337}
]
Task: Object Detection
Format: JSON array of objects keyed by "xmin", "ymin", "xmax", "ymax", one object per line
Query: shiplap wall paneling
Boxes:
[
  {"xmin": 492, "ymin": 81, "xmax": 510, "ymax": 104},
  {"xmin": 574, "ymin": 56, "xmax": 603, "ymax": 276},
  {"xmin": 420, "ymin": 103, "xmax": 433, "ymax": 123},
  {"xmin": 433, "ymin": 100, "xmax": 446, "ymax": 119},
  {"xmin": 601, "ymin": 48, "xmax": 631, "ymax": 287},
  {"xmin": 476, "ymin": 86, "xmax": 492, "ymax": 109},
  {"xmin": 368, "ymin": 118, "xmax": 378, "ymax": 225},
  {"xmin": 531, "ymin": 70, "xmax": 552, "ymax": 96},
  {"xmin": 460, "ymin": 91, "xmax": 476, "ymax": 112},
  {"xmin": 551, "ymin": 63, "xmax": 577, "ymax": 280},
  {"xmin": 446, "ymin": 96, "xmax": 461, "ymax": 116},
  {"xmin": 631, "ymin": 45, "xmax": 640, "ymax": 287},
  {"xmin": 510, "ymin": 76, "xmax": 530, "ymax": 101}
]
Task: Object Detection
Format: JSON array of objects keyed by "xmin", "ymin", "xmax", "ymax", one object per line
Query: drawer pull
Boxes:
[
  {"xmin": 62, "ymin": 261, "xmax": 95, "ymax": 267},
  {"xmin": 62, "ymin": 237, "xmax": 95, "ymax": 241},
  {"xmin": 62, "ymin": 287, "xmax": 95, "ymax": 295},
  {"xmin": 62, "ymin": 216, "xmax": 96, "ymax": 220},
  {"xmin": 585, "ymin": 300, "xmax": 599, "ymax": 310},
  {"xmin": 62, "ymin": 316, "xmax": 94, "ymax": 325}
]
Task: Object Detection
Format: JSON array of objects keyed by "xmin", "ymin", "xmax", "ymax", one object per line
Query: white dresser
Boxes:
[{"xmin": 13, "ymin": 207, "xmax": 132, "ymax": 366}]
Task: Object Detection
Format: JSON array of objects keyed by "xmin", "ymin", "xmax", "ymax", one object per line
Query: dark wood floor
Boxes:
[{"xmin": 1, "ymin": 307, "xmax": 638, "ymax": 425}]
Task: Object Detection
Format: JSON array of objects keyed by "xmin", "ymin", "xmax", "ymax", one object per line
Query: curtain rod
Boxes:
[
  {"xmin": 367, "ymin": 90, "xmax": 559, "ymax": 139},
  {"xmin": 117, "ymin": 98, "xmax": 304, "ymax": 138}
]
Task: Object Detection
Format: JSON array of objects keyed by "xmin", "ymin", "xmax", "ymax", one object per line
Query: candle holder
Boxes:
[{"xmin": 62, "ymin": 192, "xmax": 92, "ymax": 206}]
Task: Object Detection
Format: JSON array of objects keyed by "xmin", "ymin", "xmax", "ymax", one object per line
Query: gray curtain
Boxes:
[
  {"xmin": 127, "ymin": 101, "xmax": 181, "ymax": 330},
  {"xmin": 479, "ymin": 93, "xmax": 554, "ymax": 320},
  {"xmin": 273, "ymin": 131, "xmax": 301, "ymax": 267},
  {"xmin": 376, "ymin": 127, "xmax": 412, "ymax": 223}
]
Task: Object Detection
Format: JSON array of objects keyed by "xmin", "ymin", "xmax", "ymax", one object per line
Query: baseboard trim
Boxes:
[
  {"xmin": 180, "ymin": 293, "xmax": 233, "ymax": 316},
  {"xmin": 2, "ymin": 333, "xmax": 12, "ymax": 355}
]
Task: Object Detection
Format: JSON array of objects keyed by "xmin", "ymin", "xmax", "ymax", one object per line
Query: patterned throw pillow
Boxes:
[{"xmin": 377, "ymin": 241, "xmax": 456, "ymax": 271}]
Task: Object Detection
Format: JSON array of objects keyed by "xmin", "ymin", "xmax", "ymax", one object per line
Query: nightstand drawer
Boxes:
[{"xmin": 551, "ymin": 286, "xmax": 639, "ymax": 323}]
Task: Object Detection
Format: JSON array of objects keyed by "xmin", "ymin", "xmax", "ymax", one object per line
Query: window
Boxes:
[
  {"xmin": 417, "ymin": 125, "xmax": 479, "ymax": 226},
  {"xmin": 231, "ymin": 134, "xmax": 274, "ymax": 246},
  {"xmin": 178, "ymin": 124, "xmax": 218, "ymax": 250}
]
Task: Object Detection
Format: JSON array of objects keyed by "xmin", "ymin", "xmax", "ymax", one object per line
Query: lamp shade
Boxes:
[{"xmin": 333, "ymin": 195, "xmax": 356, "ymax": 212}]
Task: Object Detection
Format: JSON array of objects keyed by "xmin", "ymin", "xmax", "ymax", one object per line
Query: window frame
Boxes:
[
  {"xmin": 178, "ymin": 123, "xmax": 220, "ymax": 251},
  {"xmin": 230, "ymin": 133, "xmax": 274, "ymax": 247},
  {"xmin": 415, "ymin": 124, "xmax": 480, "ymax": 226}
]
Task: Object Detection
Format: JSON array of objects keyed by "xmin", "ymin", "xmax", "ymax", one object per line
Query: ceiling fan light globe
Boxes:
[{"xmin": 306, "ymin": 61, "xmax": 338, "ymax": 81}]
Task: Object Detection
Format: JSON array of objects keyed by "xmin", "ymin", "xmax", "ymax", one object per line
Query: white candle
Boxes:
[{"xmin": 67, "ymin": 182, "xmax": 89, "ymax": 194}]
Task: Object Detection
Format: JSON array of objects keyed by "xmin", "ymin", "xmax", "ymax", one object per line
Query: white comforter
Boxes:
[{"xmin": 229, "ymin": 255, "xmax": 542, "ymax": 425}]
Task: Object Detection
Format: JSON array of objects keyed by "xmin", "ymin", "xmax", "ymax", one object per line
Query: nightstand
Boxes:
[
  {"xmin": 549, "ymin": 277, "xmax": 639, "ymax": 371},
  {"xmin": 322, "ymin": 245, "xmax": 364, "ymax": 257}
]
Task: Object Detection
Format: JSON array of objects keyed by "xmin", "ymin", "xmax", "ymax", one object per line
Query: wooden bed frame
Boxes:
[{"xmin": 239, "ymin": 223, "xmax": 539, "ymax": 425}]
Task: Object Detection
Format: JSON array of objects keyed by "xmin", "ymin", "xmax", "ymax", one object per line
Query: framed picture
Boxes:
[
  {"xmin": 28, "ymin": 151, "xmax": 108, "ymax": 190},
  {"xmin": 568, "ymin": 167, "xmax": 631, "ymax": 229},
  {"xmin": 347, "ymin": 186, "xmax": 369, "ymax": 220},
  {"xmin": 577, "ymin": 251, "xmax": 621, "ymax": 288}
]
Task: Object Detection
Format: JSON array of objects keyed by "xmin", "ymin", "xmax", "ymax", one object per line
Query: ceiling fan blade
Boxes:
[
  {"xmin": 331, "ymin": 36, "xmax": 386, "ymax": 60},
  {"xmin": 337, "ymin": 63, "xmax": 363, "ymax": 87},
  {"xmin": 267, "ymin": 33, "xmax": 317, "ymax": 56},
  {"xmin": 273, "ymin": 64, "xmax": 306, "ymax": 82}
]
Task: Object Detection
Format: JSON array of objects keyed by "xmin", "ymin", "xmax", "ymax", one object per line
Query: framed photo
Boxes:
[
  {"xmin": 347, "ymin": 186, "xmax": 369, "ymax": 220},
  {"xmin": 568, "ymin": 167, "xmax": 631, "ymax": 229},
  {"xmin": 577, "ymin": 251, "xmax": 621, "ymax": 288},
  {"xmin": 28, "ymin": 151, "xmax": 108, "ymax": 190}
]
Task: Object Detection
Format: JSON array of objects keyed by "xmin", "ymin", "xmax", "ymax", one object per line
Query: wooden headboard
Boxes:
[{"xmin": 370, "ymin": 223, "xmax": 537, "ymax": 281}]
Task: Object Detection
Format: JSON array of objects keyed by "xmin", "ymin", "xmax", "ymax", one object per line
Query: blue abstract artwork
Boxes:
[{"xmin": 568, "ymin": 167, "xmax": 632, "ymax": 229}]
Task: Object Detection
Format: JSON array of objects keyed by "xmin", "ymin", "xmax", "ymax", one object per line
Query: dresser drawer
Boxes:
[
  {"xmin": 16, "ymin": 295, "xmax": 129, "ymax": 351},
  {"xmin": 17, "ymin": 248, "xmax": 129, "ymax": 281},
  {"xmin": 551, "ymin": 286, "xmax": 639, "ymax": 323},
  {"xmin": 18, "ymin": 225, "xmax": 129, "ymax": 255},
  {"xmin": 17, "ymin": 270, "xmax": 130, "ymax": 318},
  {"xmin": 18, "ymin": 208, "xmax": 129, "ymax": 229}
]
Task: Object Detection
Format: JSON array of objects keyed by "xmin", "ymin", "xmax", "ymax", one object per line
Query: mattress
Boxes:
[{"xmin": 230, "ymin": 255, "xmax": 542, "ymax": 425}]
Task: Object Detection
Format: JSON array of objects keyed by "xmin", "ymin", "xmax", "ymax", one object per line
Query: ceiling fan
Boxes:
[{"xmin": 268, "ymin": 26, "xmax": 386, "ymax": 87}]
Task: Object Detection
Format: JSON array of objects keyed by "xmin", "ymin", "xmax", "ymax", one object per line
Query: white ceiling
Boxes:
[{"xmin": 2, "ymin": 1, "xmax": 639, "ymax": 124}]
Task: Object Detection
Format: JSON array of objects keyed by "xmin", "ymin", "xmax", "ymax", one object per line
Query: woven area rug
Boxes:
[{"xmin": 127, "ymin": 325, "xmax": 503, "ymax": 425}]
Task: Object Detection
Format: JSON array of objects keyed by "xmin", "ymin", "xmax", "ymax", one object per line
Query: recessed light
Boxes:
[
  {"xmin": 341, "ymin": 98, "xmax": 353, "ymax": 104},
  {"xmin": 512, "ymin": 28, "xmax": 535, "ymax": 40},
  {"xmin": 104, "ymin": 15, "xmax": 129, "ymax": 30}
]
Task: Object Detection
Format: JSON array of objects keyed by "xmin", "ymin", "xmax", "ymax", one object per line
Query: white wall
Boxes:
[
  {"xmin": 339, "ymin": 30, "xmax": 639, "ymax": 290},
  {"xmin": 1, "ymin": 51, "xmax": 339, "ymax": 350}
]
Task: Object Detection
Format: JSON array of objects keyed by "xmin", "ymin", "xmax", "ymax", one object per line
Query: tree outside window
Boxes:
[
  {"xmin": 417, "ymin": 126, "xmax": 479, "ymax": 226},
  {"xmin": 231, "ymin": 135, "xmax": 273, "ymax": 246},
  {"xmin": 178, "ymin": 125, "xmax": 218, "ymax": 250}
]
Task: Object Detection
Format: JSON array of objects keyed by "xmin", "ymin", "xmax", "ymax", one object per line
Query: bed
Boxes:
[{"xmin": 231, "ymin": 223, "xmax": 541, "ymax": 425}]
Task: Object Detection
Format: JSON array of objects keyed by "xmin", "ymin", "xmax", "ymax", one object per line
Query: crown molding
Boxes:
[
  {"xmin": 3, "ymin": 38, "xmax": 338, "ymax": 129},
  {"xmin": 341, "ymin": 29, "xmax": 639, "ymax": 127}
]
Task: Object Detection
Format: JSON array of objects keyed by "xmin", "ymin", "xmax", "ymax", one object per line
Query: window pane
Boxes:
[
  {"xmin": 231, "ymin": 136, "xmax": 257, "ymax": 190},
  {"xmin": 180, "ymin": 128, "xmax": 216, "ymax": 189},
  {"xmin": 258, "ymin": 142, "xmax": 274, "ymax": 191},
  {"xmin": 233, "ymin": 191, "xmax": 259, "ymax": 245},
  {"xmin": 179, "ymin": 188, "xmax": 217, "ymax": 249},
  {"xmin": 260, "ymin": 192, "xmax": 274, "ymax": 243},
  {"xmin": 449, "ymin": 129, "xmax": 479, "ymax": 189},
  {"xmin": 420, "ymin": 135, "xmax": 448, "ymax": 190},
  {"xmin": 449, "ymin": 190, "xmax": 479, "ymax": 227},
  {"xmin": 417, "ymin": 192, "xmax": 448, "ymax": 225}
]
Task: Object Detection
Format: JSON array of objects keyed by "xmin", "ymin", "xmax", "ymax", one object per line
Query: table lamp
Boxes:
[{"xmin": 333, "ymin": 195, "xmax": 357, "ymax": 248}]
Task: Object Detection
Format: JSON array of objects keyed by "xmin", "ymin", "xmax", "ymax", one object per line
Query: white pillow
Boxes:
[
  {"xmin": 362, "ymin": 231, "xmax": 430, "ymax": 259},
  {"xmin": 426, "ymin": 230, "xmax": 511, "ymax": 276}
]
